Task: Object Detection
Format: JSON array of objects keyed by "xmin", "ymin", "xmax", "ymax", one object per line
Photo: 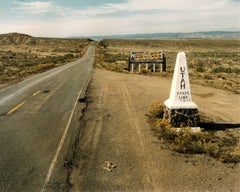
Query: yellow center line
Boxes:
[
  {"xmin": 7, "ymin": 101, "xmax": 26, "ymax": 115},
  {"xmin": 32, "ymin": 90, "xmax": 41, "ymax": 97}
]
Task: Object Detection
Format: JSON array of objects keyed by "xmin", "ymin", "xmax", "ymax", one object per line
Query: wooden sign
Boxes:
[{"xmin": 130, "ymin": 51, "xmax": 164, "ymax": 63}]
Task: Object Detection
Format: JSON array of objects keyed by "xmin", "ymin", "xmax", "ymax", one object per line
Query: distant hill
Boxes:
[
  {"xmin": 0, "ymin": 33, "xmax": 37, "ymax": 44},
  {"xmin": 1, "ymin": 31, "xmax": 239, "ymax": 43},
  {"xmin": 75, "ymin": 31, "xmax": 240, "ymax": 40},
  {"xmin": 0, "ymin": 32, "xmax": 93, "ymax": 45}
]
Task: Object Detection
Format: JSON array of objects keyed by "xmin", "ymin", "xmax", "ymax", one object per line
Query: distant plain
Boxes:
[{"xmin": 96, "ymin": 38, "xmax": 240, "ymax": 94}]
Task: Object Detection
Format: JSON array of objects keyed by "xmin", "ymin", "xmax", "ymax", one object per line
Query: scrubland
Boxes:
[
  {"xmin": 148, "ymin": 102, "xmax": 240, "ymax": 163},
  {"xmin": 1, "ymin": 33, "xmax": 239, "ymax": 190},
  {"xmin": 1, "ymin": 34, "xmax": 239, "ymax": 164},
  {"xmin": 96, "ymin": 39, "xmax": 240, "ymax": 93},
  {"xmin": 0, "ymin": 33, "xmax": 91, "ymax": 86},
  {"xmin": 70, "ymin": 69, "xmax": 240, "ymax": 191},
  {"xmin": 95, "ymin": 38, "xmax": 240, "ymax": 164}
]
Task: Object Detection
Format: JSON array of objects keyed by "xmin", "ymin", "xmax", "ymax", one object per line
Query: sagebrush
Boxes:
[{"xmin": 149, "ymin": 102, "xmax": 240, "ymax": 163}]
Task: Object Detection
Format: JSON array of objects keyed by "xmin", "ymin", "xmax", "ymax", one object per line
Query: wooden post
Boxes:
[
  {"xmin": 139, "ymin": 64, "xmax": 141, "ymax": 73},
  {"xmin": 131, "ymin": 63, "xmax": 134, "ymax": 72},
  {"xmin": 128, "ymin": 58, "xmax": 130, "ymax": 71},
  {"xmin": 146, "ymin": 63, "xmax": 148, "ymax": 71},
  {"xmin": 163, "ymin": 55, "xmax": 166, "ymax": 71},
  {"xmin": 153, "ymin": 63, "xmax": 156, "ymax": 72}
]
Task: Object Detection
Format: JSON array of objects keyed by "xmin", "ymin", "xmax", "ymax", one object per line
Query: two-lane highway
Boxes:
[{"xmin": 0, "ymin": 43, "xmax": 95, "ymax": 192}]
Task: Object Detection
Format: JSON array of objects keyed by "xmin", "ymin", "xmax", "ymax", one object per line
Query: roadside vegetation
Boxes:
[
  {"xmin": 0, "ymin": 33, "xmax": 91, "ymax": 85},
  {"xmin": 148, "ymin": 102, "xmax": 240, "ymax": 164},
  {"xmin": 96, "ymin": 39, "xmax": 240, "ymax": 93}
]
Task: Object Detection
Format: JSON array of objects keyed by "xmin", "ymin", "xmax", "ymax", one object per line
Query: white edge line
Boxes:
[{"xmin": 40, "ymin": 71, "xmax": 91, "ymax": 192}]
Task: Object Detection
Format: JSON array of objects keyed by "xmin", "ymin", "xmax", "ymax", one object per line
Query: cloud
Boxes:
[
  {"xmin": 12, "ymin": 0, "xmax": 239, "ymax": 20},
  {"xmin": 98, "ymin": 0, "xmax": 237, "ymax": 12},
  {"xmin": 13, "ymin": 1, "xmax": 64, "ymax": 15},
  {"xmin": 2, "ymin": 0, "xmax": 239, "ymax": 37}
]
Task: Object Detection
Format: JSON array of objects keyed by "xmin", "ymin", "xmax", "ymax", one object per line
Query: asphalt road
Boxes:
[{"xmin": 0, "ymin": 43, "xmax": 95, "ymax": 192}]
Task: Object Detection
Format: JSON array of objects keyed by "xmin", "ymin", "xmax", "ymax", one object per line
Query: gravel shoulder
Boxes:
[{"xmin": 69, "ymin": 69, "xmax": 240, "ymax": 192}]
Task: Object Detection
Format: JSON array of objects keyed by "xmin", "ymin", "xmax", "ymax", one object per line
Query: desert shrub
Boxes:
[
  {"xmin": 149, "ymin": 102, "xmax": 240, "ymax": 163},
  {"xmin": 108, "ymin": 64, "xmax": 123, "ymax": 72},
  {"xmin": 153, "ymin": 119, "xmax": 211, "ymax": 154},
  {"xmin": 52, "ymin": 48, "xmax": 67, "ymax": 52},
  {"xmin": 149, "ymin": 102, "xmax": 165, "ymax": 118},
  {"xmin": 203, "ymin": 74, "xmax": 213, "ymax": 80},
  {"xmin": 219, "ymin": 147, "xmax": 240, "ymax": 163},
  {"xmin": 188, "ymin": 62, "xmax": 194, "ymax": 68},
  {"xmin": 204, "ymin": 142, "xmax": 220, "ymax": 158},
  {"xmin": 140, "ymin": 68, "xmax": 149, "ymax": 75},
  {"xmin": 217, "ymin": 74, "xmax": 227, "ymax": 80},
  {"xmin": 171, "ymin": 128, "xmax": 209, "ymax": 154},
  {"xmin": 153, "ymin": 119, "xmax": 224, "ymax": 158},
  {"xmin": 96, "ymin": 50, "xmax": 128, "ymax": 72},
  {"xmin": 154, "ymin": 119, "xmax": 178, "ymax": 140},
  {"xmin": 98, "ymin": 40, "xmax": 108, "ymax": 48},
  {"xmin": 99, "ymin": 62, "xmax": 126, "ymax": 72},
  {"xmin": 95, "ymin": 39, "xmax": 240, "ymax": 93},
  {"xmin": 212, "ymin": 66, "xmax": 240, "ymax": 74},
  {"xmin": 103, "ymin": 52, "xmax": 127, "ymax": 63},
  {"xmin": 195, "ymin": 61, "xmax": 205, "ymax": 72}
]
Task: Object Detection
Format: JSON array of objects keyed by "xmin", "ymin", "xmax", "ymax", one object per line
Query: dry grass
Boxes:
[
  {"xmin": 96, "ymin": 39, "xmax": 240, "ymax": 93},
  {"xmin": 0, "ymin": 33, "xmax": 91, "ymax": 85},
  {"xmin": 148, "ymin": 102, "xmax": 240, "ymax": 164}
]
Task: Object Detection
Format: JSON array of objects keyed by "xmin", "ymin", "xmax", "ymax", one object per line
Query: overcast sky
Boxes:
[{"xmin": 0, "ymin": 0, "xmax": 239, "ymax": 37}]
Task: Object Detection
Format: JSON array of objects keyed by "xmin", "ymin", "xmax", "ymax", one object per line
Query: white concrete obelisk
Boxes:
[
  {"xmin": 164, "ymin": 52, "xmax": 198, "ymax": 109},
  {"xmin": 164, "ymin": 52, "xmax": 199, "ymax": 127}
]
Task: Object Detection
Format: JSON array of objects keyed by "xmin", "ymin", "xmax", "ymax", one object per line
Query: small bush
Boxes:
[
  {"xmin": 219, "ymin": 150, "xmax": 240, "ymax": 163},
  {"xmin": 195, "ymin": 60, "xmax": 206, "ymax": 72},
  {"xmin": 153, "ymin": 119, "xmax": 224, "ymax": 158},
  {"xmin": 204, "ymin": 74, "xmax": 213, "ymax": 80},
  {"xmin": 221, "ymin": 146, "xmax": 240, "ymax": 163},
  {"xmin": 204, "ymin": 142, "xmax": 220, "ymax": 158},
  {"xmin": 154, "ymin": 119, "xmax": 178, "ymax": 140},
  {"xmin": 149, "ymin": 102, "xmax": 165, "ymax": 118},
  {"xmin": 149, "ymin": 102, "xmax": 240, "ymax": 163},
  {"xmin": 212, "ymin": 66, "xmax": 240, "ymax": 74},
  {"xmin": 171, "ymin": 128, "xmax": 209, "ymax": 154}
]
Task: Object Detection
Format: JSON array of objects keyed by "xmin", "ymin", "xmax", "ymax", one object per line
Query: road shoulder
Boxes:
[{"xmin": 69, "ymin": 69, "xmax": 240, "ymax": 192}]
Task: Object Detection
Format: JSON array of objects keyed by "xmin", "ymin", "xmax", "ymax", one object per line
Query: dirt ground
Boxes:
[{"xmin": 69, "ymin": 69, "xmax": 240, "ymax": 192}]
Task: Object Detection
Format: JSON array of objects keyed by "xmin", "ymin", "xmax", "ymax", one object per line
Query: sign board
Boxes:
[{"xmin": 130, "ymin": 51, "xmax": 164, "ymax": 63}]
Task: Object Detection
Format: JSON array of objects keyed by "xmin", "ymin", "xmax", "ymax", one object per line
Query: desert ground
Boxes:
[
  {"xmin": 0, "ymin": 34, "xmax": 239, "ymax": 191},
  {"xmin": 0, "ymin": 33, "xmax": 91, "ymax": 87},
  {"xmin": 96, "ymin": 39, "xmax": 240, "ymax": 93},
  {"xmin": 69, "ymin": 69, "xmax": 240, "ymax": 191},
  {"xmin": 69, "ymin": 38, "xmax": 240, "ymax": 191}
]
